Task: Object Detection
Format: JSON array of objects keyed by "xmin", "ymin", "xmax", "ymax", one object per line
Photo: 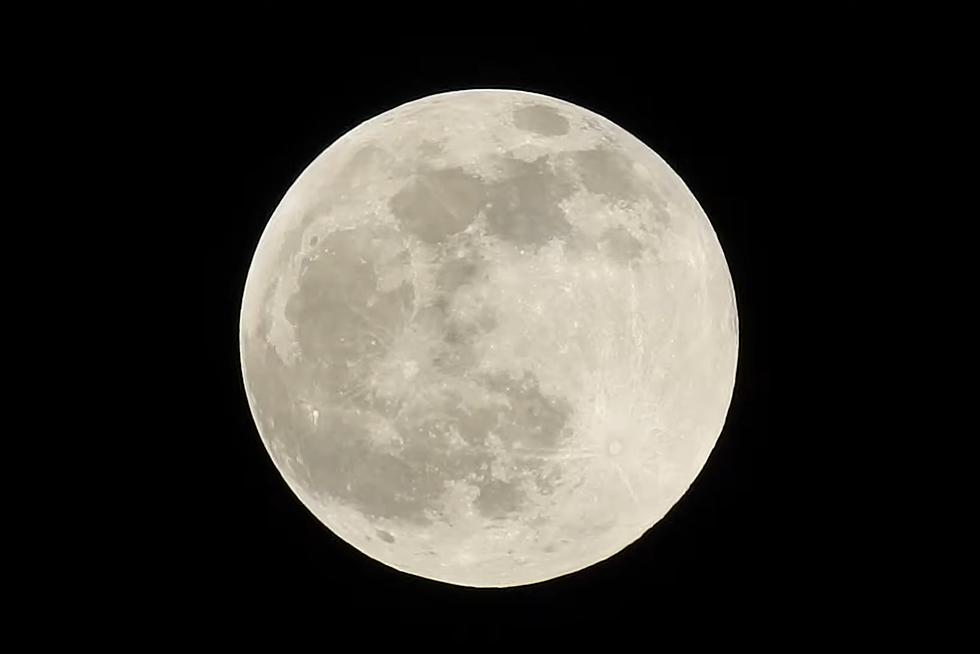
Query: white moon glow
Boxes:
[{"xmin": 240, "ymin": 89, "xmax": 738, "ymax": 587}]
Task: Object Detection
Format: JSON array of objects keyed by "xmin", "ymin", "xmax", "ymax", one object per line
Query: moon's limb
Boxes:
[{"xmin": 240, "ymin": 89, "xmax": 738, "ymax": 587}]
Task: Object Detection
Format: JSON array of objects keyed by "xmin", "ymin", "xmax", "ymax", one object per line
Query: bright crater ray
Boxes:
[{"xmin": 240, "ymin": 90, "xmax": 738, "ymax": 587}]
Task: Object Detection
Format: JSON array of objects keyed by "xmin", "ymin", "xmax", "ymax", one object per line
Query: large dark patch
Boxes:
[
  {"xmin": 572, "ymin": 147, "xmax": 641, "ymax": 200},
  {"xmin": 512, "ymin": 104, "xmax": 570, "ymax": 136},
  {"xmin": 484, "ymin": 371, "xmax": 572, "ymax": 450},
  {"xmin": 284, "ymin": 226, "xmax": 413, "ymax": 400},
  {"xmin": 389, "ymin": 168, "xmax": 487, "ymax": 244},
  {"xmin": 297, "ymin": 409, "xmax": 446, "ymax": 524},
  {"xmin": 485, "ymin": 157, "xmax": 574, "ymax": 248}
]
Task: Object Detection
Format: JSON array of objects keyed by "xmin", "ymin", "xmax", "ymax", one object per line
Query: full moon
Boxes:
[{"xmin": 240, "ymin": 89, "xmax": 738, "ymax": 587}]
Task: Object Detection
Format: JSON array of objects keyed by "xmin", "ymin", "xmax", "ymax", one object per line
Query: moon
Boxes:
[{"xmin": 240, "ymin": 89, "xmax": 738, "ymax": 587}]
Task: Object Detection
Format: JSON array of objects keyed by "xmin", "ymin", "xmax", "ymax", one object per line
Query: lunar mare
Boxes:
[{"xmin": 240, "ymin": 90, "xmax": 738, "ymax": 587}]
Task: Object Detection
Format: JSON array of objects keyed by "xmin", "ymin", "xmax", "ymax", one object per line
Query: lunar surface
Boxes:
[{"xmin": 240, "ymin": 89, "xmax": 738, "ymax": 587}]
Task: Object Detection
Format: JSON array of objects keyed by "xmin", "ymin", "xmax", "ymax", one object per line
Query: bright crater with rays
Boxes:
[{"xmin": 240, "ymin": 90, "xmax": 738, "ymax": 587}]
